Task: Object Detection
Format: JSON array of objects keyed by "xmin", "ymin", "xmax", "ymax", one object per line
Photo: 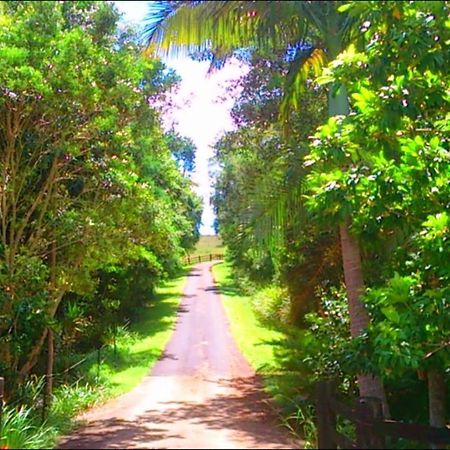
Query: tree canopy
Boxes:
[{"xmin": 0, "ymin": 1, "xmax": 201, "ymax": 387}]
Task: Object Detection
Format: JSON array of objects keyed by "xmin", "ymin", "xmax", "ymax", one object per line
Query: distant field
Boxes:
[{"xmin": 190, "ymin": 235, "xmax": 225, "ymax": 257}]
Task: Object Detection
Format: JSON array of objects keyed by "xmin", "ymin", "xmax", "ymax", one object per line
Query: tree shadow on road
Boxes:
[
  {"xmin": 58, "ymin": 375, "xmax": 296, "ymax": 449},
  {"xmin": 145, "ymin": 375, "xmax": 293, "ymax": 446},
  {"xmin": 59, "ymin": 419, "xmax": 184, "ymax": 449}
]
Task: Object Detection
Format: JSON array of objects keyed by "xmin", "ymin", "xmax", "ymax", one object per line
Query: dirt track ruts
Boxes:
[{"xmin": 58, "ymin": 262, "xmax": 298, "ymax": 449}]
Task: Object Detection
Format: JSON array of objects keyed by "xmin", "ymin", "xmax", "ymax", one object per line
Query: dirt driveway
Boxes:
[{"xmin": 59, "ymin": 262, "xmax": 298, "ymax": 449}]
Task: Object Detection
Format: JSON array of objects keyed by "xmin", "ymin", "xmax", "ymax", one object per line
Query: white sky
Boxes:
[{"xmin": 114, "ymin": 1, "xmax": 246, "ymax": 235}]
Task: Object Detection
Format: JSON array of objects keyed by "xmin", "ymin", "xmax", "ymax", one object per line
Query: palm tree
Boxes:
[{"xmin": 145, "ymin": 0, "xmax": 389, "ymax": 414}]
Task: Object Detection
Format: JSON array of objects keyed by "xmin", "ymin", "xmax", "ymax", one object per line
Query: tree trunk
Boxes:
[
  {"xmin": 339, "ymin": 221, "xmax": 368, "ymax": 338},
  {"xmin": 19, "ymin": 240, "xmax": 61, "ymax": 384},
  {"xmin": 428, "ymin": 370, "xmax": 446, "ymax": 449},
  {"xmin": 339, "ymin": 221, "xmax": 390, "ymax": 417},
  {"xmin": 18, "ymin": 327, "xmax": 49, "ymax": 382},
  {"xmin": 18, "ymin": 290, "xmax": 64, "ymax": 381},
  {"xmin": 329, "ymin": 84, "xmax": 390, "ymax": 417}
]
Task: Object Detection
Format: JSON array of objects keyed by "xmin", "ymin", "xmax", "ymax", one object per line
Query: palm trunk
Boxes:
[
  {"xmin": 329, "ymin": 85, "xmax": 390, "ymax": 417},
  {"xmin": 339, "ymin": 220, "xmax": 389, "ymax": 416}
]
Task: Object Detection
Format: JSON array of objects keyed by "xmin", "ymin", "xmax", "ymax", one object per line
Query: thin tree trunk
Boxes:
[
  {"xmin": 18, "ymin": 328, "xmax": 49, "ymax": 382},
  {"xmin": 44, "ymin": 239, "xmax": 57, "ymax": 410},
  {"xmin": 18, "ymin": 291, "xmax": 64, "ymax": 381},
  {"xmin": 44, "ymin": 328, "xmax": 54, "ymax": 410},
  {"xmin": 428, "ymin": 370, "xmax": 446, "ymax": 449}
]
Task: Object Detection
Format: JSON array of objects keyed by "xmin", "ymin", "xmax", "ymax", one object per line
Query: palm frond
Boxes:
[
  {"xmin": 143, "ymin": 0, "xmax": 353, "ymax": 115},
  {"xmin": 279, "ymin": 46, "xmax": 327, "ymax": 123},
  {"xmin": 242, "ymin": 154, "xmax": 307, "ymax": 255},
  {"xmin": 144, "ymin": 1, "xmax": 311, "ymax": 58}
]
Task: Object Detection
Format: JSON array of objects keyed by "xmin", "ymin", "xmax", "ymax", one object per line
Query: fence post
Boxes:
[
  {"xmin": 316, "ymin": 380, "xmax": 337, "ymax": 449},
  {"xmin": 41, "ymin": 328, "xmax": 55, "ymax": 423},
  {"xmin": 0, "ymin": 377, "xmax": 3, "ymax": 438},
  {"xmin": 356, "ymin": 397, "xmax": 385, "ymax": 449},
  {"xmin": 97, "ymin": 347, "xmax": 101, "ymax": 380}
]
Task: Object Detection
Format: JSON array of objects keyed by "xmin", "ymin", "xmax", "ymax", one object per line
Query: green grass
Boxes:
[
  {"xmin": 190, "ymin": 234, "xmax": 225, "ymax": 258},
  {"xmin": 212, "ymin": 261, "xmax": 314, "ymax": 445},
  {"xmin": 89, "ymin": 269, "xmax": 188, "ymax": 396},
  {"xmin": 212, "ymin": 262, "xmax": 284, "ymax": 372},
  {"xmin": 212, "ymin": 262, "xmax": 299, "ymax": 404}
]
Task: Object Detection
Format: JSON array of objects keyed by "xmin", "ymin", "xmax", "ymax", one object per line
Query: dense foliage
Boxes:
[
  {"xmin": 0, "ymin": 0, "xmax": 201, "ymax": 401},
  {"xmin": 211, "ymin": 0, "xmax": 449, "ymax": 435}
]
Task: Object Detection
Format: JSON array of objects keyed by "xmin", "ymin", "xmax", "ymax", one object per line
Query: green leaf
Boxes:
[
  {"xmin": 381, "ymin": 306, "xmax": 400, "ymax": 323},
  {"xmin": 338, "ymin": 3, "xmax": 352, "ymax": 13}
]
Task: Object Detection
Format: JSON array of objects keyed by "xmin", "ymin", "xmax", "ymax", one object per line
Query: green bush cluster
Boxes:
[{"xmin": 252, "ymin": 286, "xmax": 291, "ymax": 327}]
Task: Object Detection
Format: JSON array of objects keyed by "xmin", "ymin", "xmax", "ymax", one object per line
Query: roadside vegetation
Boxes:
[
  {"xmin": 0, "ymin": 2, "xmax": 200, "ymax": 448},
  {"xmin": 0, "ymin": 268, "xmax": 188, "ymax": 449},
  {"xmin": 213, "ymin": 261, "xmax": 317, "ymax": 446},
  {"xmin": 212, "ymin": 262, "xmax": 284, "ymax": 375}
]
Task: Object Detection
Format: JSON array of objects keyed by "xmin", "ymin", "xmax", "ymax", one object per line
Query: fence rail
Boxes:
[
  {"xmin": 183, "ymin": 253, "xmax": 224, "ymax": 265},
  {"xmin": 315, "ymin": 380, "xmax": 450, "ymax": 449}
]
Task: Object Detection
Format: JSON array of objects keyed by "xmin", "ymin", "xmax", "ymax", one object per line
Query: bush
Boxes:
[
  {"xmin": 0, "ymin": 379, "xmax": 105, "ymax": 449},
  {"xmin": 51, "ymin": 382, "xmax": 102, "ymax": 421},
  {"xmin": 252, "ymin": 285, "xmax": 291, "ymax": 327}
]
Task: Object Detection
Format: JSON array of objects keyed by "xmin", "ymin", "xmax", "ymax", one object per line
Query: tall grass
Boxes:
[
  {"xmin": 0, "ymin": 381, "xmax": 103, "ymax": 449},
  {"xmin": 0, "ymin": 405, "xmax": 54, "ymax": 449}
]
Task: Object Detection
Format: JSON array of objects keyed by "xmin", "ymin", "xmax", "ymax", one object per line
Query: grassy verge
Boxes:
[
  {"xmin": 212, "ymin": 261, "xmax": 314, "ymax": 444},
  {"xmin": 4, "ymin": 269, "xmax": 189, "ymax": 449},
  {"xmin": 212, "ymin": 262, "xmax": 284, "ymax": 373},
  {"xmin": 90, "ymin": 269, "xmax": 188, "ymax": 397}
]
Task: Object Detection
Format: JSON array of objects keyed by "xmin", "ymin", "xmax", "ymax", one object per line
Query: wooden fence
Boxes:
[
  {"xmin": 183, "ymin": 253, "xmax": 224, "ymax": 265},
  {"xmin": 316, "ymin": 380, "xmax": 450, "ymax": 449}
]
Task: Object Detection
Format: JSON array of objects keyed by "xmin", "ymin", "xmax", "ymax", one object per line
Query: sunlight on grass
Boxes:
[
  {"xmin": 91, "ymin": 270, "xmax": 188, "ymax": 397},
  {"xmin": 212, "ymin": 262, "xmax": 284, "ymax": 371},
  {"xmin": 40, "ymin": 271, "xmax": 188, "ymax": 448},
  {"xmin": 212, "ymin": 262, "xmax": 305, "ymax": 410}
]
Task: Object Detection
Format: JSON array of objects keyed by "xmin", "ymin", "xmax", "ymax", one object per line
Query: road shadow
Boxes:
[
  {"xmin": 205, "ymin": 285, "xmax": 220, "ymax": 293},
  {"xmin": 59, "ymin": 419, "xmax": 183, "ymax": 449},
  {"xmin": 158, "ymin": 350, "xmax": 179, "ymax": 362},
  {"xmin": 186, "ymin": 267, "xmax": 202, "ymax": 277},
  {"xmin": 140, "ymin": 375, "xmax": 291, "ymax": 447},
  {"xmin": 58, "ymin": 375, "xmax": 295, "ymax": 449}
]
